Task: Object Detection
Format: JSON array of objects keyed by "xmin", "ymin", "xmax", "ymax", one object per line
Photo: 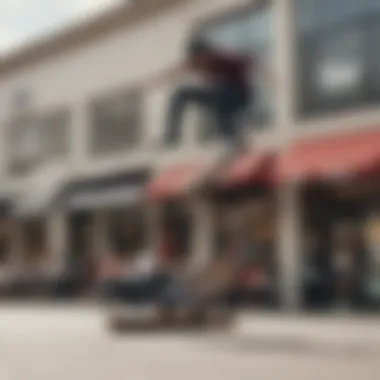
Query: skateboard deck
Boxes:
[{"xmin": 106, "ymin": 305, "xmax": 235, "ymax": 333}]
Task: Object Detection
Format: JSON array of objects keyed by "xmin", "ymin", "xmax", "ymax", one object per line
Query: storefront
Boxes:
[
  {"xmin": 278, "ymin": 129, "xmax": 380, "ymax": 311},
  {"xmin": 0, "ymin": 179, "xmax": 70, "ymax": 298},
  {"xmin": 61, "ymin": 170, "xmax": 151, "ymax": 289},
  {"xmin": 146, "ymin": 149, "xmax": 280, "ymax": 308},
  {"xmin": 11, "ymin": 179, "xmax": 68, "ymax": 273},
  {"xmin": 18, "ymin": 218, "xmax": 49, "ymax": 268},
  {"xmin": 208, "ymin": 150, "xmax": 279, "ymax": 308},
  {"xmin": 146, "ymin": 160, "xmax": 217, "ymax": 271}
]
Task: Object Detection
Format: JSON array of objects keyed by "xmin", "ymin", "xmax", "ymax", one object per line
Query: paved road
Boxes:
[{"xmin": 0, "ymin": 305, "xmax": 379, "ymax": 380}]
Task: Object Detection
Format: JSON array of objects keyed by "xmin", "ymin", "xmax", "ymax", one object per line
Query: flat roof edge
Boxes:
[{"xmin": 0, "ymin": 0, "xmax": 187, "ymax": 78}]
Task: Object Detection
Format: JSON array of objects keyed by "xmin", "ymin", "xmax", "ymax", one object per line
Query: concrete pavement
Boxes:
[
  {"xmin": 237, "ymin": 312, "xmax": 380, "ymax": 348},
  {"xmin": 0, "ymin": 304, "xmax": 379, "ymax": 380}
]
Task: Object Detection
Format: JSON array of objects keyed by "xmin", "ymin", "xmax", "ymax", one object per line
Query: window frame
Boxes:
[
  {"xmin": 7, "ymin": 113, "xmax": 43, "ymax": 177},
  {"xmin": 40, "ymin": 108, "xmax": 71, "ymax": 161},
  {"xmin": 89, "ymin": 86, "xmax": 143, "ymax": 157},
  {"xmin": 6, "ymin": 107, "xmax": 71, "ymax": 177},
  {"xmin": 189, "ymin": 0, "xmax": 275, "ymax": 138}
]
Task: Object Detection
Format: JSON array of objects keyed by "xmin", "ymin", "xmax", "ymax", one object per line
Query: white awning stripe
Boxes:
[{"xmin": 67, "ymin": 186, "xmax": 143, "ymax": 211}]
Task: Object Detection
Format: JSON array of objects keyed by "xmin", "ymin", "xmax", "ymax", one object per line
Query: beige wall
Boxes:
[
  {"xmin": 0, "ymin": 0, "xmax": 250, "ymax": 187},
  {"xmin": 0, "ymin": 0, "xmax": 379, "ymax": 191}
]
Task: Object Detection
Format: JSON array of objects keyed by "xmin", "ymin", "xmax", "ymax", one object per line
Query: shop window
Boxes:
[
  {"xmin": 106, "ymin": 209, "xmax": 145, "ymax": 259},
  {"xmin": 364, "ymin": 214, "xmax": 380, "ymax": 276},
  {"xmin": 371, "ymin": 24, "xmax": 380, "ymax": 95},
  {"xmin": 90, "ymin": 88, "xmax": 142, "ymax": 156},
  {"xmin": 301, "ymin": 181, "xmax": 380, "ymax": 310},
  {"xmin": 22, "ymin": 219, "xmax": 48, "ymax": 263},
  {"xmin": 161, "ymin": 203, "xmax": 193, "ymax": 261},
  {"xmin": 212, "ymin": 195, "xmax": 278, "ymax": 307},
  {"xmin": 193, "ymin": 1, "xmax": 274, "ymax": 137},
  {"xmin": 295, "ymin": 0, "xmax": 380, "ymax": 116}
]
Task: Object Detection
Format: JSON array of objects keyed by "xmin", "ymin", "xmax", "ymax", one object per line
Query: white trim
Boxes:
[{"xmin": 67, "ymin": 185, "xmax": 143, "ymax": 211}]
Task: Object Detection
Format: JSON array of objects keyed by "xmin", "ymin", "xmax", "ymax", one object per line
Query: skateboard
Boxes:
[{"xmin": 106, "ymin": 304, "xmax": 235, "ymax": 334}]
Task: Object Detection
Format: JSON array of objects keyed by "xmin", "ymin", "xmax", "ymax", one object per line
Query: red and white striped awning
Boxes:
[
  {"xmin": 146, "ymin": 162, "xmax": 210, "ymax": 202},
  {"xmin": 215, "ymin": 151, "xmax": 276, "ymax": 187},
  {"xmin": 277, "ymin": 129, "xmax": 380, "ymax": 183}
]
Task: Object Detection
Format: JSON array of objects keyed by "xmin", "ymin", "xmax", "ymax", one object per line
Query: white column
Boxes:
[
  {"xmin": 274, "ymin": 0, "xmax": 297, "ymax": 131},
  {"xmin": 48, "ymin": 213, "xmax": 67, "ymax": 270},
  {"xmin": 277, "ymin": 182, "xmax": 303, "ymax": 310},
  {"xmin": 274, "ymin": 0, "xmax": 303, "ymax": 311}
]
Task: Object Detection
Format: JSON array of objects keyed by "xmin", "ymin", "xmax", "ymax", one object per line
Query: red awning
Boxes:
[
  {"xmin": 146, "ymin": 162, "xmax": 209, "ymax": 202},
  {"xmin": 278, "ymin": 129, "xmax": 380, "ymax": 182},
  {"xmin": 216, "ymin": 152, "xmax": 275, "ymax": 187}
]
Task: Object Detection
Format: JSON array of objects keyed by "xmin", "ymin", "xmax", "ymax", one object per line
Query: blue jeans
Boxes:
[{"xmin": 165, "ymin": 84, "xmax": 250, "ymax": 146}]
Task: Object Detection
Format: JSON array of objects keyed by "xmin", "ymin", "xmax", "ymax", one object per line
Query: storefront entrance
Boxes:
[
  {"xmin": 301, "ymin": 179, "xmax": 380, "ymax": 311},
  {"xmin": 212, "ymin": 186, "xmax": 279, "ymax": 309}
]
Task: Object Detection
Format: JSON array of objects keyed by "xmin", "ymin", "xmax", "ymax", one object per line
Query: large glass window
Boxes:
[
  {"xmin": 106, "ymin": 208, "xmax": 145, "ymax": 258},
  {"xmin": 296, "ymin": 0, "xmax": 380, "ymax": 115},
  {"xmin": 195, "ymin": 2, "xmax": 274, "ymax": 132},
  {"xmin": 90, "ymin": 88, "xmax": 142, "ymax": 156}
]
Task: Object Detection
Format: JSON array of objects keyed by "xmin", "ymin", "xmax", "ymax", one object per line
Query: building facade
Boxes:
[{"xmin": 0, "ymin": 0, "xmax": 380, "ymax": 308}]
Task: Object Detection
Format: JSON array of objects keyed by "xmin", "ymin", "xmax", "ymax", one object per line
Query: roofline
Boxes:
[{"xmin": 0, "ymin": 0, "xmax": 188, "ymax": 78}]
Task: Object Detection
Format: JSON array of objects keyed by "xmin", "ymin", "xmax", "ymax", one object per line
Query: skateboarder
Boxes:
[{"xmin": 148, "ymin": 38, "xmax": 272, "ymax": 150}]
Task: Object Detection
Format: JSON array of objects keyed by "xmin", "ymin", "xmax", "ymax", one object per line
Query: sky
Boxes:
[{"xmin": 0, "ymin": 0, "xmax": 126, "ymax": 55}]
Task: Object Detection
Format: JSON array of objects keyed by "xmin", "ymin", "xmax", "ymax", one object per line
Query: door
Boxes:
[{"xmin": 67, "ymin": 212, "xmax": 95, "ymax": 285}]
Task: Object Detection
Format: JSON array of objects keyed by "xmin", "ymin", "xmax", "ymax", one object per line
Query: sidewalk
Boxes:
[{"xmin": 235, "ymin": 312, "xmax": 380, "ymax": 349}]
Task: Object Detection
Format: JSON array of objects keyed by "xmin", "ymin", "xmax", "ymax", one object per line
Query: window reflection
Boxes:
[
  {"xmin": 373, "ymin": 25, "xmax": 380, "ymax": 91},
  {"xmin": 314, "ymin": 29, "xmax": 366, "ymax": 98},
  {"xmin": 296, "ymin": 0, "xmax": 380, "ymax": 115},
  {"xmin": 198, "ymin": 3, "xmax": 274, "ymax": 128},
  {"xmin": 90, "ymin": 89, "xmax": 142, "ymax": 156}
]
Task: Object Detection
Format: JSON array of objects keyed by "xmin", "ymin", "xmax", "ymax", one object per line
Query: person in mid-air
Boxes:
[{"xmin": 155, "ymin": 38, "xmax": 271, "ymax": 150}]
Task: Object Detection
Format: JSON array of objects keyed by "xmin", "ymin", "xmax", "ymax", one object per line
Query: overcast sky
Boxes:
[{"xmin": 0, "ymin": 0, "xmax": 126, "ymax": 55}]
